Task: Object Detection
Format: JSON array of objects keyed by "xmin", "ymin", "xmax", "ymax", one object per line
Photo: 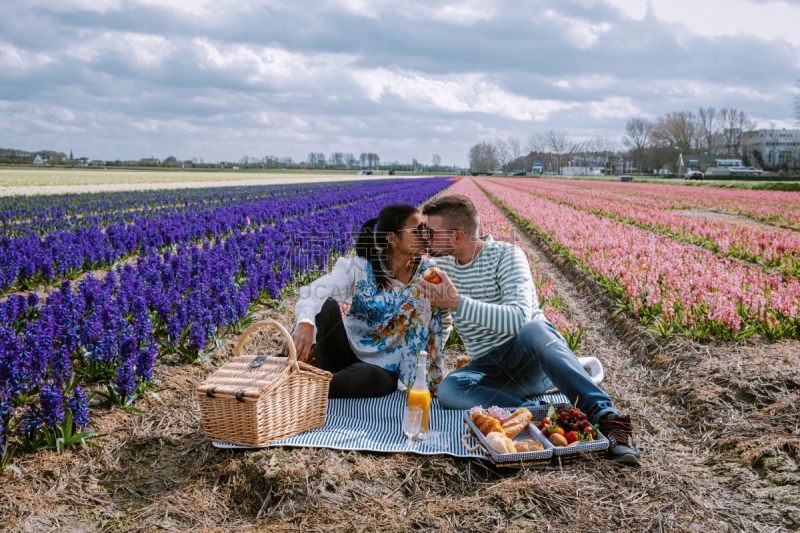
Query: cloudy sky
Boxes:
[{"xmin": 1, "ymin": 0, "xmax": 798, "ymax": 166}]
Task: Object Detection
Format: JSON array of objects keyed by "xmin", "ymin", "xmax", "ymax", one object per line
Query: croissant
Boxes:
[
  {"xmin": 486, "ymin": 432, "xmax": 516, "ymax": 454},
  {"xmin": 515, "ymin": 440, "xmax": 544, "ymax": 453},
  {"xmin": 501, "ymin": 407, "xmax": 532, "ymax": 438},
  {"xmin": 470, "ymin": 412, "xmax": 505, "ymax": 436}
]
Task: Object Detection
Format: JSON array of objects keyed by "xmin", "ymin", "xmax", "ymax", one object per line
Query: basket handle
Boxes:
[
  {"xmin": 234, "ymin": 320, "xmax": 298, "ymax": 371},
  {"xmin": 460, "ymin": 422, "xmax": 484, "ymax": 453}
]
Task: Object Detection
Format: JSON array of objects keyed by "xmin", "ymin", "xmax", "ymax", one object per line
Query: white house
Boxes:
[
  {"xmin": 743, "ymin": 128, "xmax": 800, "ymax": 168},
  {"xmin": 677, "ymin": 154, "xmax": 742, "ymax": 175},
  {"xmin": 32, "ymin": 154, "xmax": 44, "ymax": 165}
]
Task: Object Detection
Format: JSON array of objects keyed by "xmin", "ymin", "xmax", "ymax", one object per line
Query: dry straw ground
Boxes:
[{"xmin": 1, "ymin": 191, "xmax": 798, "ymax": 532}]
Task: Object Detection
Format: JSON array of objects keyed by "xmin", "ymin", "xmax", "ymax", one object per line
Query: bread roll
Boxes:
[
  {"xmin": 501, "ymin": 408, "xmax": 533, "ymax": 438},
  {"xmin": 485, "ymin": 432, "xmax": 516, "ymax": 454},
  {"xmin": 470, "ymin": 412, "xmax": 505, "ymax": 436},
  {"xmin": 514, "ymin": 440, "xmax": 545, "ymax": 453}
]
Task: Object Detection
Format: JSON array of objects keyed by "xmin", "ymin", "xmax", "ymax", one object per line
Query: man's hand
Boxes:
[
  {"xmin": 291, "ymin": 322, "xmax": 315, "ymax": 363},
  {"xmin": 419, "ymin": 269, "xmax": 460, "ymax": 310}
]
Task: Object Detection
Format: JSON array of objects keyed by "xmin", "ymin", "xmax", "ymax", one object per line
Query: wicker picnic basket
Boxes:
[{"xmin": 196, "ymin": 320, "xmax": 332, "ymax": 448}]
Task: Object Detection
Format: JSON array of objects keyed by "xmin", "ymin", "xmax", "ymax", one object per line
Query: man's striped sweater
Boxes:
[{"xmin": 435, "ymin": 235, "xmax": 545, "ymax": 358}]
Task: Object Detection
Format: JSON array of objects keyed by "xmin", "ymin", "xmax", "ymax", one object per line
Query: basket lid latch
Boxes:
[{"xmin": 250, "ymin": 355, "xmax": 269, "ymax": 368}]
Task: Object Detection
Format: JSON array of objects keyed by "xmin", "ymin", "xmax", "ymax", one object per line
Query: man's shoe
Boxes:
[{"xmin": 599, "ymin": 414, "xmax": 642, "ymax": 466}]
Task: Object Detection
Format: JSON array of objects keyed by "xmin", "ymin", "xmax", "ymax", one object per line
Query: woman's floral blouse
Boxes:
[{"xmin": 295, "ymin": 255, "xmax": 448, "ymax": 394}]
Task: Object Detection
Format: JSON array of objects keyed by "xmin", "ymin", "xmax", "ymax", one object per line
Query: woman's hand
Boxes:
[{"xmin": 291, "ymin": 322, "xmax": 315, "ymax": 363}]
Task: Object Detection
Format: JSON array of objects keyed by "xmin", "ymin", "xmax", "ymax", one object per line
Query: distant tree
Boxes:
[
  {"xmin": 317, "ymin": 153, "xmax": 326, "ymax": 168},
  {"xmin": 526, "ymin": 133, "xmax": 545, "ymax": 155},
  {"xmin": 651, "ymin": 111, "xmax": 697, "ymax": 152},
  {"xmin": 495, "ymin": 138, "xmax": 510, "ymax": 175},
  {"xmin": 623, "ymin": 118, "xmax": 652, "ymax": 164},
  {"xmin": 360, "ymin": 153, "xmax": 367, "ymax": 167},
  {"xmin": 431, "ymin": 153, "xmax": 441, "ymax": 170},
  {"xmin": 697, "ymin": 107, "xmax": 723, "ymax": 153},
  {"xmin": 507, "ymin": 137, "xmax": 522, "ymax": 171},
  {"xmin": 543, "ymin": 130, "xmax": 571, "ymax": 174},
  {"xmin": 718, "ymin": 108, "xmax": 756, "ymax": 155},
  {"xmin": 164, "ymin": 155, "xmax": 178, "ymax": 167},
  {"xmin": 468, "ymin": 142, "xmax": 498, "ymax": 174}
]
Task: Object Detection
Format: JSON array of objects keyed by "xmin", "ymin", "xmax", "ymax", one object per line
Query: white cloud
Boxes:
[
  {"xmin": 604, "ymin": 0, "xmax": 800, "ymax": 45},
  {"xmin": 62, "ymin": 32, "xmax": 168, "ymax": 66},
  {"xmin": 432, "ymin": 1, "xmax": 495, "ymax": 25},
  {"xmin": 587, "ymin": 96, "xmax": 640, "ymax": 119},
  {"xmin": 544, "ymin": 9, "xmax": 612, "ymax": 49},
  {"xmin": 357, "ymin": 69, "xmax": 577, "ymax": 120},
  {"xmin": 0, "ymin": 42, "xmax": 55, "ymax": 71},
  {"xmin": 24, "ymin": 0, "xmax": 123, "ymax": 14},
  {"xmin": 192, "ymin": 38, "xmax": 355, "ymax": 88}
]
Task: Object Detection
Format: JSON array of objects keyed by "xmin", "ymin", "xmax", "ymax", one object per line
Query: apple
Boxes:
[{"xmin": 422, "ymin": 267, "xmax": 443, "ymax": 284}]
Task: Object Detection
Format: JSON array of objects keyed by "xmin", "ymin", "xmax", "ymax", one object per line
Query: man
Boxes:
[{"xmin": 418, "ymin": 194, "xmax": 641, "ymax": 466}]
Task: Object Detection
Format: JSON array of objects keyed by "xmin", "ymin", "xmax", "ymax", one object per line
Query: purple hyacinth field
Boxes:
[{"xmin": 0, "ymin": 177, "xmax": 453, "ymax": 465}]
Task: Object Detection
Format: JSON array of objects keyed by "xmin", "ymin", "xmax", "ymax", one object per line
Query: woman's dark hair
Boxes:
[{"xmin": 355, "ymin": 204, "xmax": 420, "ymax": 291}]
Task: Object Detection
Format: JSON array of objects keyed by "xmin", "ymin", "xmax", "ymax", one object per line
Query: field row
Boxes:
[
  {"xmin": 478, "ymin": 179, "xmax": 800, "ymax": 341},
  {"xmin": 490, "ymin": 178, "xmax": 800, "ymax": 275},
  {"xmin": 0, "ymin": 181, "xmax": 379, "ymax": 236},
  {"xmin": 555, "ymin": 179, "xmax": 800, "ymax": 227},
  {"xmin": 0, "ymin": 178, "xmax": 453, "ymax": 462},
  {"xmin": 0, "ymin": 180, "xmax": 423, "ymax": 293}
]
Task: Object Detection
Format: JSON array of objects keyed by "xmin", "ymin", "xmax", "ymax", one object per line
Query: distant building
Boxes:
[
  {"xmin": 89, "ymin": 160, "xmax": 105, "ymax": 166},
  {"xmin": 677, "ymin": 154, "xmax": 742, "ymax": 175},
  {"xmin": 73, "ymin": 157, "xmax": 90, "ymax": 166},
  {"xmin": 32, "ymin": 154, "xmax": 44, "ymax": 165},
  {"xmin": 743, "ymin": 128, "xmax": 800, "ymax": 168},
  {"xmin": 0, "ymin": 148, "xmax": 32, "ymax": 158},
  {"xmin": 140, "ymin": 157, "xmax": 161, "ymax": 166},
  {"xmin": 730, "ymin": 167, "xmax": 765, "ymax": 177}
]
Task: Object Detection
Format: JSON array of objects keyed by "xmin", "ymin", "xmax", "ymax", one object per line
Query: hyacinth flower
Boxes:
[
  {"xmin": 94, "ymin": 331, "xmax": 162, "ymax": 416},
  {"xmin": 44, "ymin": 383, "xmax": 101, "ymax": 454},
  {"xmin": 15, "ymin": 379, "xmax": 98, "ymax": 454},
  {"xmin": 0, "ymin": 384, "xmax": 19, "ymax": 474},
  {"xmin": 0, "ymin": 178, "xmax": 453, "ymax": 443},
  {"xmin": 0, "ymin": 178, "xmax": 444, "ymax": 294}
]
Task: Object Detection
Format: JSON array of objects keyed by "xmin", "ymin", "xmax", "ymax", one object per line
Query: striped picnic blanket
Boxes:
[{"xmin": 212, "ymin": 391, "xmax": 569, "ymax": 457}]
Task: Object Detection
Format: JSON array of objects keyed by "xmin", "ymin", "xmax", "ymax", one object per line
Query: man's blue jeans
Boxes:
[{"xmin": 437, "ymin": 320, "xmax": 616, "ymax": 424}]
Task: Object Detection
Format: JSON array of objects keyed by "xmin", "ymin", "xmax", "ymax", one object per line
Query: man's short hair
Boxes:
[{"xmin": 422, "ymin": 194, "xmax": 480, "ymax": 237}]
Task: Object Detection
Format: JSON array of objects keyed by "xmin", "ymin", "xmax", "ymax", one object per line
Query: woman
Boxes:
[{"xmin": 291, "ymin": 204, "xmax": 448, "ymax": 398}]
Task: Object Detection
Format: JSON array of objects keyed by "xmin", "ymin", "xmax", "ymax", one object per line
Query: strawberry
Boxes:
[
  {"xmin": 565, "ymin": 431, "xmax": 579, "ymax": 444},
  {"xmin": 543, "ymin": 421, "xmax": 563, "ymax": 438}
]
